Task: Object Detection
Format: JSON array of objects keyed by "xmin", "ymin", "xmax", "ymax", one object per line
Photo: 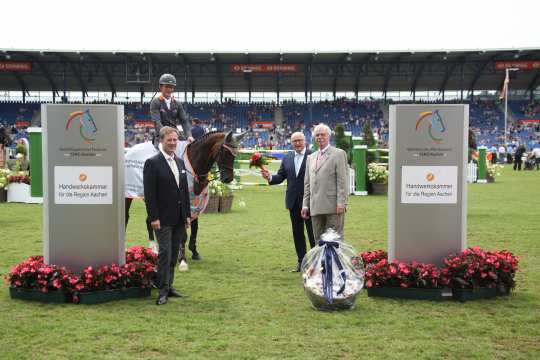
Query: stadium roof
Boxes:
[{"xmin": 1, "ymin": 49, "xmax": 539, "ymax": 100}]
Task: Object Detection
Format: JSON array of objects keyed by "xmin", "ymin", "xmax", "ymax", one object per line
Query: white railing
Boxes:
[
  {"xmin": 349, "ymin": 167, "xmax": 356, "ymax": 195},
  {"xmin": 467, "ymin": 162, "xmax": 478, "ymax": 183}
]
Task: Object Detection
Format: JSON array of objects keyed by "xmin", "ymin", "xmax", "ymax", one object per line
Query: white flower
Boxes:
[{"xmin": 16, "ymin": 153, "xmax": 23, "ymax": 159}]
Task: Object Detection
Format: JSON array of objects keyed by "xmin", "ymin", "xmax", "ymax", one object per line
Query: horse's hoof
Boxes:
[
  {"xmin": 178, "ymin": 260, "xmax": 189, "ymax": 272},
  {"xmin": 191, "ymin": 253, "xmax": 202, "ymax": 261}
]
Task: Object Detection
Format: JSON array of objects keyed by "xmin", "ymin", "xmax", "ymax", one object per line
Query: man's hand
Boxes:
[
  {"xmin": 186, "ymin": 217, "xmax": 191, "ymax": 229},
  {"xmin": 151, "ymin": 219, "xmax": 161, "ymax": 230},
  {"xmin": 301, "ymin": 207, "xmax": 310, "ymax": 219},
  {"xmin": 336, "ymin": 204, "xmax": 346, "ymax": 214},
  {"xmin": 261, "ymin": 169, "xmax": 271, "ymax": 181},
  {"xmin": 187, "ymin": 136, "xmax": 195, "ymax": 143}
]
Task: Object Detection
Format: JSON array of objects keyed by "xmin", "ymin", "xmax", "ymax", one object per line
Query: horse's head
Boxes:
[{"xmin": 216, "ymin": 131, "xmax": 246, "ymax": 183}]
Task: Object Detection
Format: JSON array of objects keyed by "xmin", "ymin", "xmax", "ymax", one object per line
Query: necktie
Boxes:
[
  {"xmin": 316, "ymin": 151, "xmax": 323, "ymax": 169},
  {"xmin": 168, "ymin": 157, "xmax": 179, "ymax": 187}
]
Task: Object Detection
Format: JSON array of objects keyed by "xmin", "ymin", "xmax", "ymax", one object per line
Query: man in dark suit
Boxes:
[
  {"xmin": 262, "ymin": 132, "xmax": 315, "ymax": 272},
  {"xmin": 144, "ymin": 126, "xmax": 191, "ymax": 305}
]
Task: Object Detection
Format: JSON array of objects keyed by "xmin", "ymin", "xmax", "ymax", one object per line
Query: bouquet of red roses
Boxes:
[{"xmin": 249, "ymin": 152, "xmax": 268, "ymax": 171}]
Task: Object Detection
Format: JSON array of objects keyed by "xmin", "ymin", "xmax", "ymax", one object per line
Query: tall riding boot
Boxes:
[{"xmin": 188, "ymin": 218, "xmax": 201, "ymax": 260}]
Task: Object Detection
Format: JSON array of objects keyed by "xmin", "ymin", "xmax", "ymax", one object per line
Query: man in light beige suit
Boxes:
[{"xmin": 301, "ymin": 123, "xmax": 349, "ymax": 240}]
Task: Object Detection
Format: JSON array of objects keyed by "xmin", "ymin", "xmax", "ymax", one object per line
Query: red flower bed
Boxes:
[
  {"xmin": 360, "ymin": 250, "xmax": 388, "ymax": 266},
  {"xmin": 361, "ymin": 247, "xmax": 518, "ymax": 292},
  {"xmin": 443, "ymin": 246, "xmax": 518, "ymax": 292},
  {"xmin": 365, "ymin": 259, "xmax": 448, "ymax": 289},
  {"xmin": 5, "ymin": 246, "xmax": 157, "ymax": 297}
]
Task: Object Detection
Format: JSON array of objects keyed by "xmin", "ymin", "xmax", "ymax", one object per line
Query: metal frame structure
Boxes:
[{"xmin": 1, "ymin": 49, "xmax": 539, "ymax": 103}]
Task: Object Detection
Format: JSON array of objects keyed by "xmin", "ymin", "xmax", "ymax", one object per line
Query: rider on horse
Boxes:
[{"xmin": 150, "ymin": 73, "xmax": 194, "ymax": 146}]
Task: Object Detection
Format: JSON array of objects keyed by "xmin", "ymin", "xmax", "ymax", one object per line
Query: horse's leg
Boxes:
[
  {"xmin": 125, "ymin": 198, "xmax": 133, "ymax": 228},
  {"xmin": 188, "ymin": 218, "xmax": 201, "ymax": 260}
]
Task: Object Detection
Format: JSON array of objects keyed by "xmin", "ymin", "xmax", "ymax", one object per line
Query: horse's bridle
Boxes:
[{"xmin": 191, "ymin": 141, "xmax": 237, "ymax": 184}]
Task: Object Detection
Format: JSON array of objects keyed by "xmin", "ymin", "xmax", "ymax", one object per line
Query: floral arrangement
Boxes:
[
  {"xmin": 361, "ymin": 247, "xmax": 518, "ymax": 293},
  {"xmin": 7, "ymin": 171, "xmax": 30, "ymax": 185},
  {"xmin": 486, "ymin": 163, "xmax": 503, "ymax": 178},
  {"xmin": 208, "ymin": 179, "xmax": 232, "ymax": 197},
  {"xmin": 367, "ymin": 163, "xmax": 388, "ymax": 184},
  {"xmin": 5, "ymin": 246, "xmax": 157, "ymax": 303},
  {"xmin": 249, "ymin": 152, "xmax": 268, "ymax": 170},
  {"xmin": 0, "ymin": 169, "xmax": 9, "ymax": 189}
]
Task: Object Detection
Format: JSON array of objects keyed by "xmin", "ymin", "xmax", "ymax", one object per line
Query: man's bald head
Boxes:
[{"xmin": 291, "ymin": 131, "xmax": 306, "ymax": 153}]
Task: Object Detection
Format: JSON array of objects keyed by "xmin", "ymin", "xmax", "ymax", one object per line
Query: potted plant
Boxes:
[
  {"xmin": 367, "ymin": 163, "xmax": 388, "ymax": 195},
  {"xmin": 219, "ymin": 182, "xmax": 234, "ymax": 213},
  {"xmin": 486, "ymin": 163, "xmax": 502, "ymax": 183},
  {"xmin": 443, "ymin": 247, "xmax": 518, "ymax": 302},
  {"xmin": 6, "ymin": 246, "xmax": 156, "ymax": 305},
  {"xmin": 364, "ymin": 255, "xmax": 451, "ymax": 301},
  {"xmin": 0, "ymin": 168, "xmax": 8, "ymax": 202},
  {"xmin": 6, "ymin": 169, "xmax": 31, "ymax": 203},
  {"xmin": 6, "ymin": 256, "xmax": 72, "ymax": 303},
  {"xmin": 205, "ymin": 179, "xmax": 221, "ymax": 213}
]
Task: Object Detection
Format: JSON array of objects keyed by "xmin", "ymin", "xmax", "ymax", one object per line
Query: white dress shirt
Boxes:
[
  {"xmin": 164, "ymin": 97, "xmax": 172, "ymax": 110},
  {"xmin": 161, "ymin": 149, "xmax": 179, "ymax": 187},
  {"xmin": 294, "ymin": 149, "xmax": 306, "ymax": 176}
]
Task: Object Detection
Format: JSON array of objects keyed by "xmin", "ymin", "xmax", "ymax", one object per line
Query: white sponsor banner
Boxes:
[
  {"xmin": 124, "ymin": 142, "xmax": 157, "ymax": 198},
  {"xmin": 55, "ymin": 166, "xmax": 113, "ymax": 204},
  {"xmin": 401, "ymin": 166, "xmax": 457, "ymax": 204}
]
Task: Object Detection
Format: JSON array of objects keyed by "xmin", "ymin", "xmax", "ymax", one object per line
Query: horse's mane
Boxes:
[{"xmin": 189, "ymin": 131, "xmax": 225, "ymax": 146}]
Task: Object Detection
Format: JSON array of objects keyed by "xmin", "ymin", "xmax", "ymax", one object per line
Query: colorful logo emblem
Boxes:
[
  {"xmin": 66, "ymin": 109, "xmax": 97, "ymax": 144},
  {"xmin": 415, "ymin": 110, "xmax": 446, "ymax": 144},
  {"xmin": 426, "ymin": 173, "xmax": 435, "ymax": 182}
]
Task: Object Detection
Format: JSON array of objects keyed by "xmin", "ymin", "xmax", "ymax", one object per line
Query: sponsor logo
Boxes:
[
  {"xmin": 66, "ymin": 109, "xmax": 97, "ymax": 144},
  {"xmin": 415, "ymin": 110, "xmax": 446, "ymax": 144}
]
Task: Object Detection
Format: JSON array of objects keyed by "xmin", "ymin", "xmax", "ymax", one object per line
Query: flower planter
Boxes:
[
  {"xmin": 77, "ymin": 287, "xmax": 151, "ymax": 305},
  {"xmin": 219, "ymin": 195, "xmax": 234, "ymax": 213},
  {"xmin": 367, "ymin": 287, "xmax": 451, "ymax": 301},
  {"xmin": 204, "ymin": 195, "xmax": 219, "ymax": 213},
  {"xmin": 371, "ymin": 182, "xmax": 388, "ymax": 195},
  {"xmin": 452, "ymin": 287, "xmax": 497, "ymax": 302},
  {"xmin": 7, "ymin": 183, "xmax": 31, "ymax": 203},
  {"xmin": 9, "ymin": 287, "xmax": 71, "ymax": 303},
  {"xmin": 0, "ymin": 188, "xmax": 6, "ymax": 202},
  {"xmin": 122, "ymin": 287, "xmax": 152, "ymax": 299}
]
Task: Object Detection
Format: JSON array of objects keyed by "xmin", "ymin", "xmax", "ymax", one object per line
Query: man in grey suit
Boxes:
[{"xmin": 301, "ymin": 123, "xmax": 349, "ymax": 240}]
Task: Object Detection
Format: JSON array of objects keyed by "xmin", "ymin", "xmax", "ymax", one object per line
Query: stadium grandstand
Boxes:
[{"xmin": 1, "ymin": 49, "xmax": 539, "ymax": 150}]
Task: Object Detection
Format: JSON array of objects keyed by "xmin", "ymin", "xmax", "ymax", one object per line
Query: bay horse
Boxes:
[{"xmin": 125, "ymin": 131, "xmax": 245, "ymax": 267}]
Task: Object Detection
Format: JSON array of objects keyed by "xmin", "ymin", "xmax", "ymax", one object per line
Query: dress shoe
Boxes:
[
  {"xmin": 290, "ymin": 263, "xmax": 301, "ymax": 273},
  {"xmin": 168, "ymin": 288, "xmax": 186, "ymax": 298},
  {"xmin": 156, "ymin": 295, "xmax": 168, "ymax": 305}
]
